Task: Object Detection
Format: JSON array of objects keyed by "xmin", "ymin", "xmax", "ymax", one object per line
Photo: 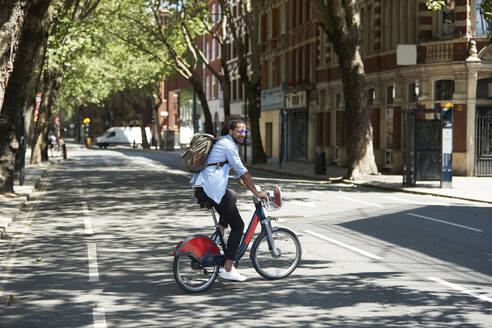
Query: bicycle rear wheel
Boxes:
[
  {"xmin": 173, "ymin": 254, "xmax": 219, "ymax": 293},
  {"xmin": 251, "ymin": 227, "xmax": 301, "ymax": 280}
]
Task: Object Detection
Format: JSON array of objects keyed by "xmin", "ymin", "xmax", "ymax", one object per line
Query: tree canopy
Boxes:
[{"xmin": 51, "ymin": 0, "xmax": 171, "ymax": 121}]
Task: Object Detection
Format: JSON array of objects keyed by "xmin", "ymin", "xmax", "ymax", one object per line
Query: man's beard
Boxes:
[{"xmin": 234, "ymin": 136, "xmax": 244, "ymax": 145}]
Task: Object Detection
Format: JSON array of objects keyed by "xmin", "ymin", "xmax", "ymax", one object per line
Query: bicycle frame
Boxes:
[{"xmin": 175, "ymin": 196, "xmax": 280, "ymax": 268}]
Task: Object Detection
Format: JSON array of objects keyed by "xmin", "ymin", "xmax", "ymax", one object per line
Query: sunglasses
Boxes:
[{"xmin": 235, "ymin": 128, "xmax": 249, "ymax": 135}]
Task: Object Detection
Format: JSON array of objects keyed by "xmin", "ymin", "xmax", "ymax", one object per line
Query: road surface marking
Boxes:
[
  {"xmin": 428, "ymin": 277, "xmax": 492, "ymax": 303},
  {"xmin": 84, "ymin": 217, "xmax": 94, "ymax": 235},
  {"xmin": 82, "ymin": 201, "xmax": 94, "ymax": 235},
  {"xmin": 384, "ymin": 196, "xmax": 423, "ymax": 205},
  {"xmin": 407, "ymin": 213, "xmax": 483, "ymax": 232},
  {"xmin": 92, "ymin": 306, "xmax": 108, "ymax": 328},
  {"xmin": 338, "ymin": 196, "xmax": 384, "ymax": 208},
  {"xmin": 87, "ymin": 243, "xmax": 100, "ymax": 281},
  {"xmin": 304, "ymin": 230, "xmax": 383, "ymax": 260},
  {"xmin": 385, "ymin": 196, "xmax": 451, "ymax": 207}
]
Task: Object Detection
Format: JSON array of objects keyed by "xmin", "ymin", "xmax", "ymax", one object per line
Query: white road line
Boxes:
[
  {"xmin": 304, "ymin": 230, "xmax": 383, "ymax": 260},
  {"xmin": 81, "ymin": 201, "xmax": 94, "ymax": 235},
  {"xmin": 87, "ymin": 243, "xmax": 100, "ymax": 281},
  {"xmin": 84, "ymin": 217, "xmax": 94, "ymax": 235},
  {"xmin": 337, "ymin": 196, "xmax": 384, "ymax": 208},
  {"xmin": 92, "ymin": 306, "xmax": 108, "ymax": 328},
  {"xmin": 385, "ymin": 196, "xmax": 423, "ymax": 205},
  {"xmin": 407, "ymin": 213, "xmax": 483, "ymax": 232},
  {"xmin": 428, "ymin": 277, "xmax": 492, "ymax": 303},
  {"xmin": 385, "ymin": 196, "xmax": 450, "ymax": 207}
]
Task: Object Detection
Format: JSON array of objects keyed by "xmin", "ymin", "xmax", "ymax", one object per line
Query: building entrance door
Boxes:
[
  {"xmin": 288, "ymin": 110, "xmax": 308, "ymax": 161},
  {"xmin": 476, "ymin": 107, "xmax": 492, "ymax": 176}
]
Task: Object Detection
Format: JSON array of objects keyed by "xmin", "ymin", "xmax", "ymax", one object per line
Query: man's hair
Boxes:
[{"xmin": 221, "ymin": 115, "xmax": 245, "ymax": 135}]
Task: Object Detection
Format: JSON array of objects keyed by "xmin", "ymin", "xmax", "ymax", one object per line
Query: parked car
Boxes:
[{"xmin": 96, "ymin": 127, "xmax": 151, "ymax": 148}]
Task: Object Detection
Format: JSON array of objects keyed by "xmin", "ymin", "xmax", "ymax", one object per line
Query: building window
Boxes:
[
  {"xmin": 408, "ymin": 82, "xmax": 419, "ymax": 103},
  {"xmin": 336, "ymin": 93, "xmax": 342, "ymax": 108},
  {"xmin": 368, "ymin": 88, "xmax": 376, "ymax": 106},
  {"xmin": 476, "ymin": 0, "xmax": 491, "ymax": 36},
  {"xmin": 440, "ymin": 0, "xmax": 455, "ymax": 39},
  {"xmin": 212, "ymin": 76, "xmax": 217, "ymax": 99},
  {"xmin": 280, "ymin": 3, "xmax": 286, "ymax": 35},
  {"xmin": 386, "ymin": 85, "xmax": 394, "ymax": 105},
  {"xmin": 367, "ymin": 4, "xmax": 374, "ymax": 54},
  {"xmin": 434, "ymin": 80, "xmax": 454, "ymax": 100}
]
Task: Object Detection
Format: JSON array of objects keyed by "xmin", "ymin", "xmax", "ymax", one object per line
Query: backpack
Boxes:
[{"xmin": 181, "ymin": 133, "xmax": 216, "ymax": 172}]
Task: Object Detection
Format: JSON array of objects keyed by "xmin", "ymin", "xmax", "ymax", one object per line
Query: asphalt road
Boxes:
[{"xmin": 0, "ymin": 147, "xmax": 491, "ymax": 327}]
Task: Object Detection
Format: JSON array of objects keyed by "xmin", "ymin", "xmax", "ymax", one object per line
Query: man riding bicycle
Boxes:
[{"xmin": 190, "ymin": 116, "xmax": 267, "ymax": 282}]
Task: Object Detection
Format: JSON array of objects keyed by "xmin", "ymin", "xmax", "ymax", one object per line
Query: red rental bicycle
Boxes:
[{"xmin": 173, "ymin": 186, "xmax": 302, "ymax": 293}]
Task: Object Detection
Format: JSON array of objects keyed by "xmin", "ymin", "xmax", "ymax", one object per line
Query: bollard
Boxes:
[{"xmin": 62, "ymin": 143, "xmax": 67, "ymax": 159}]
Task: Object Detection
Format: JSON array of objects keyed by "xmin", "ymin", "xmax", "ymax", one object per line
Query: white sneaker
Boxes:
[{"xmin": 219, "ymin": 267, "xmax": 247, "ymax": 282}]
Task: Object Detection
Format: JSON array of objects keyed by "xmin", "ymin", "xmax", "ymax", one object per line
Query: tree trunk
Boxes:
[
  {"xmin": 0, "ymin": 0, "xmax": 30, "ymax": 111},
  {"xmin": 313, "ymin": 0, "xmax": 377, "ymax": 179},
  {"xmin": 190, "ymin": 74, "xmax": 213, "ymax": 134},
  {"xmin": 31, "ymin": 69, "xmax": 62, "ymax": 164},
  {"xmin": 246, "ymin": 82, "xmax": 267, "ymax": 164},
  {"xmin": 24, "ymin": 29, "xmax": 49, "ymax": 145},
  {"xmin": 220, "ymin": 42, "xmax": 231, "ymax": 118},
  {"xmin": 139, "ymin": 123, "xmax": 149, "ymax": 149},
  {"xmin": 0, "ymin": 0, "xmax": 53, "ymax": 192},
  {"xmin": 0, "ymin": 118, "xmax": 17, "ymax": 193},
  {"xmin": 153, "ymin": 99, "xmax": 163, "ymax": 149}
]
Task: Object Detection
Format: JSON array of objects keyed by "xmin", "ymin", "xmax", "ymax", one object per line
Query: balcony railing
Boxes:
[{"xmin": 421, "ymin": 41, "xmax": 454, "ymax": 63}]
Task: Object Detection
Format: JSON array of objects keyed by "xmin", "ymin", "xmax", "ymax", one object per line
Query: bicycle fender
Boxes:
[{"xmin": 174, "ymin": 235, "xmax": 220, "ymax": 260}]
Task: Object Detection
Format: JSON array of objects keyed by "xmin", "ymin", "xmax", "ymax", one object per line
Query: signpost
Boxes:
[{"xmin": 441, "ymin": 102, "xmax": 453, "ymax": 188}]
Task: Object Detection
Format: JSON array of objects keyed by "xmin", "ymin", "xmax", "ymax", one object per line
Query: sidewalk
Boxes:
[{"xmin": 247, "ymin": 160, "xmax": 492, "ymax": 204}]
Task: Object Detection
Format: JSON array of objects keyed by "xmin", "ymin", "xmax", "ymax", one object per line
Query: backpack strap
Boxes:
[{"xmin": 207, "ymin": 160, "xmax": 229, "ymax": 168}]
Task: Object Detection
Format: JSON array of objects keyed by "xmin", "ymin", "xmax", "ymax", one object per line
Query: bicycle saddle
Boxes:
[{"xmin": 197, "ymin": 200, "xmax": 213, "ymax": 209}]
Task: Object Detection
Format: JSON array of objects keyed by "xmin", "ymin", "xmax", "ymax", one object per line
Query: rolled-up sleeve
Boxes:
[{"xmin": 224, "ymin": 140, "xmax": 248, "ymax": 179}]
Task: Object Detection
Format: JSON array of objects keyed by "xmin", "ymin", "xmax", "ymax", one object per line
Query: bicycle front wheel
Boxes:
[
  {"xmin": 173, "ymin": 254, "xmax": 219, "ymax": 293},
  {"xmin": 251, "ymin": 228, "xmax": 301, "ymax": 280}
]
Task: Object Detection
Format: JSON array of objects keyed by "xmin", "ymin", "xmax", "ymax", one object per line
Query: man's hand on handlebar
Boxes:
[
  {"xmin": 239, "ymin": 172, "xmax": 268, "ymax": 200},
  {"xmin": 255, "ymin": 190, "xmax": 268, "ymax": 200}
]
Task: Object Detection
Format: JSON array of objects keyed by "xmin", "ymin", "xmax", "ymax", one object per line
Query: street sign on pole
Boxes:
[{"xmin": 441, "ymin": 102, "xmax": 453, "ymax": 188}]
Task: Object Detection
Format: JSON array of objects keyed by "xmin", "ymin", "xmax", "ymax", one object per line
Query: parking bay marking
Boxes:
[
  {"xmin": 407, "ymin": 213, "xmax": 483, "ymax": 232},
  {"xmin": 304, "ymin": 230, "xmax": 383, "ymax": 260}
]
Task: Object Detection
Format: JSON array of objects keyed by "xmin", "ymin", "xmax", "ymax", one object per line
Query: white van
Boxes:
[{"xmin": 96, "ymin": 127, "xmax": 151, "ymax": 148}]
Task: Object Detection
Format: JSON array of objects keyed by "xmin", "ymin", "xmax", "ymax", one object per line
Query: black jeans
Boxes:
[{"xmin": 194, "ymin": 187, "xmax": 244, "ymax": 261}]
